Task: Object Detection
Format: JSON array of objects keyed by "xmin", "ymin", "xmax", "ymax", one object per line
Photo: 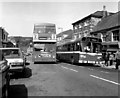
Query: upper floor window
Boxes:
[
  {"xmin": 102, "ymin": 33, "xmax": 106, "ymax": 42},
  {"xmin": 112, "ymin": 30, "xmax": 119, "ymax": 41},
  {"xmin": 84, "ymin": 22, "xmax": 88, "ymax": 26}
]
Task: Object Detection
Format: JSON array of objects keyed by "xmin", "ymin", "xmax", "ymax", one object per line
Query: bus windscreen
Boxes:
[{"xmin": 34, "ymin": 42, "xmax": 56, "ymax": 52}]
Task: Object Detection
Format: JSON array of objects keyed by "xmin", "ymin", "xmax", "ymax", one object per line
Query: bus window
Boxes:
[
  {"xmin": 92, "ymin": 43, "xmax": 102, "ymax": 53},
  {"xmin": 68, "ymin": 44, "xmax": 70, "ymax": 51},
  {"xmin": 76, "ymin": 42, "xmax": 82, "ymax": 51},
  {"xmin": 82, "ymin": 42, "xmax": 91, "ymax": 52}
]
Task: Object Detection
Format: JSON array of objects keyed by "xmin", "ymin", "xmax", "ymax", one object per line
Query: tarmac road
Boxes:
[{"xmin": 9, "ymin": 56, "xmax": 120, "ymax": 97}]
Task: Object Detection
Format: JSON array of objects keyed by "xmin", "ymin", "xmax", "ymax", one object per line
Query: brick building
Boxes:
[
  {"xmin": 72, "ymin": 6, "xmax": 114, "ymax": 40},
  {"xmin": 90, "ymin": 11, "xmax": 120, "ymax": 52}
]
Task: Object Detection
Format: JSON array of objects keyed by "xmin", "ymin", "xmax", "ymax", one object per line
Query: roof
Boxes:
[
  {"xmin": 72, "ymin": 11, "xmax": 114, "ymax": 25},
  {"xmin": 34, "ymin": 23, "xmax": 55, "ymax": 26},
  {"xmin": 57, "ymin": 39, "xmax": 74, "ymax": 46},
  {"xmin": 57, "ymin": 36, "xmax": 101, "ymax": 46},
  {"xmin": 63, "ymin": 32, "xmax": 73, "ymax": 40},
  {"xmin": 107, "ymin": 49, "xmax": 118, "ymax": 52},
  {"xmin": 0, "ymin": 47, "xmax": 20, "ymax": 50},
  {"xmin": 57, "ymin": 29, "xmax": 73, "ymax": 37},
  {"xmin": 92, "ymin": 11, "xmax": 120, "ymax": 33},
  {"xmin": 102, "ymin": 41, "xmax": 119, "ymax": 45}
]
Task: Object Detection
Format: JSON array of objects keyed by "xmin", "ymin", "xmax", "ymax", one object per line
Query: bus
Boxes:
[
  {"xmin": 56, "ymin": 36, "xmax": 104, "ymax": 65},
  {"xmin": 32, "ymin": 23, "xmax": 56, "ymax": 63}
]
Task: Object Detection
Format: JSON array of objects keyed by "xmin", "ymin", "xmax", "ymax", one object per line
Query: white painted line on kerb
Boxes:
[
  {"xmin": 100, "ymin": 71, "xmax": 109, "ymax": 74},
  {"xmin": 61, "ymin": 66, "xmax": 78, "ymax": 72},
  {"xmin": 90, "ymin": 75, "xmax": 120, "ymax": 85}
]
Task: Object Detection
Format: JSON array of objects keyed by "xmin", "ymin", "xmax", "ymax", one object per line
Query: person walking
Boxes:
[
  {"xmin": 109, "ymin": 52, "xmax": 114, "ymax": 66},
  {"xmin": 104, "ymin": 52, "xmax": 109, "ymax": 66},
  {"xmin": 115, "ymin": 49, "xmax": 120, "ymax": 69}
]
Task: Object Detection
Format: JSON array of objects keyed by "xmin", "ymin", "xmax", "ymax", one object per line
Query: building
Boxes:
[
  {"xmin": 0, "ymin": 27, "xmax": 9, "ymax": 48},
  {"xmin": 72, "ymin": 6, "xmax": 114, "ymax": 40},
  {"xmin": 90, "ymin": 11, "xmax": 120, "ymax": 52},
  {"xmin": 57, "ymin": 29, "xmax": 73, "ymax": 43}
]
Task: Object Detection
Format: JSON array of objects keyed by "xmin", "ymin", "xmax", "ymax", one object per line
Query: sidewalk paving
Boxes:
[{"xmin": 101, "ymin": 64, "xmax": 120, "ymax": 70}]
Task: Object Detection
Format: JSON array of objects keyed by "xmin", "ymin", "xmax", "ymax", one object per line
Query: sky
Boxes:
[{"xmin": 0, "ymin": 0, "xmax": 119, "ymax": 37}]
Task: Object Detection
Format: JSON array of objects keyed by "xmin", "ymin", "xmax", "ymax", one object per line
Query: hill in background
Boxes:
[{"xmin": 8, "ymin": 36, "xmax": 33, "ymax": 53}]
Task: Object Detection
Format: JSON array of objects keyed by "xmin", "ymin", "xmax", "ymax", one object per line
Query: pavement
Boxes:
[{"xmin": 100, "ymin": 64, "xmax": 120, "ymax": 70}]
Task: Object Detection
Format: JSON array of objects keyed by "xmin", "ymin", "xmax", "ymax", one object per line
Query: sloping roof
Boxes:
[
  {"xmin": 64, "ymin": 32, "xmax": 73, "ymax": 40},
  {"xmin": 57, "ymin": 29, "xmax": 73, "ymax": 37},
  {"xmin": 72, "ymin": 11, "xmax": 114, "ymax": 25},
  {"xmin": 92, "ymin": 11, "xmax": 120, "ymax": 33}
]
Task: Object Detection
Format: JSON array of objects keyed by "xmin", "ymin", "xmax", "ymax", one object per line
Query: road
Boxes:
[{"xmin": 9, "ymin": 56, "xmax": 120, "ymax": 97}]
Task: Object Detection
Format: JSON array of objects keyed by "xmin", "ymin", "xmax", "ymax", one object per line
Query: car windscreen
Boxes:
[{"xmin": 2, "ymin": 49, "xmax": 21, "ymax": 58}]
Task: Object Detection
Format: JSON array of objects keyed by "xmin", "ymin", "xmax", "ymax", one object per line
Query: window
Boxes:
[
  {"xmin": 112, "ymin": 30, "xmax": 119, "ymax": 41},
  {"xmin": 102, "ymin": 33, "xmax": 106, "ymax": 42},
  {"xmin": 76, "ymin": 42, "xmax": 82, "ymax": 51}
]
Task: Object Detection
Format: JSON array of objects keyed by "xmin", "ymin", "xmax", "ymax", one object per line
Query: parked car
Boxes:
[
  {"xmin": 0, "ymin": 48, "xmax": 26, "ymax": 74},
  {"xmin": 0, "ymin": 50, "xmax": 10, "ymax": 98}
]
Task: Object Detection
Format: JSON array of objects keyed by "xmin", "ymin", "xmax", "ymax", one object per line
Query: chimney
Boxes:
[{"xmin": 102, "ymin": 5, "xmax": 107, "ymax": 18}]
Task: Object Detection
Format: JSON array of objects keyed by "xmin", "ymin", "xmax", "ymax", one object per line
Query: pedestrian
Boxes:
[
  {"xmin": 115, "ymin": 49, "xmax": 120, "ymax": 69},
  {"xmin": 104, "ymin": 52, "xmax": 109, "ymax": 66},
  {"xmin": 109, "ymin": 52, "xmax": 114, "ymax": 66}
]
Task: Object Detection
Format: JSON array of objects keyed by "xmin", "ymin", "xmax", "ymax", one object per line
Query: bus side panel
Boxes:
[
  {"xmin": 79, "ymin": 53, "xmax": 103, "ymax": 64},
  {"xmin": 57, "ymin": 53, "xmax": 79, "ymax": 63}
]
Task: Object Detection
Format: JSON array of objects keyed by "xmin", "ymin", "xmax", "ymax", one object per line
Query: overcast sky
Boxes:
[{"xmin": 0, "ymin": 0, "xmax": 119, "ymax": 37}]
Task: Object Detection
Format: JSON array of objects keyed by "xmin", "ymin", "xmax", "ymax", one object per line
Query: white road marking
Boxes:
[
  {"xmin": 88, "ymin": 68, "xmax": 94, "ymax": 70},
  {"xmin": 79, "ymin": 66, "xmax": 85, "ymax": 68},
  {"xmin": 90, "ymin": 75, "xmax": 120, "ymax": 85},
  {"xmin": 53, "ymin": 64, "xmax": 58, "ymax": 66},
  {"xmin": 61, "ymin": 66, "xmax": 69, "ymax": 69},
  {"xmin": 100, "ymin": 71, "xmax": 109, "ymax": 73},
  {"xmin": 61, "ymin": 66, "xmax": 78, "ymax": 72},
  {"xmin": 40, "ymin": 72, "xmax": 56, "ymax": 74}
]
